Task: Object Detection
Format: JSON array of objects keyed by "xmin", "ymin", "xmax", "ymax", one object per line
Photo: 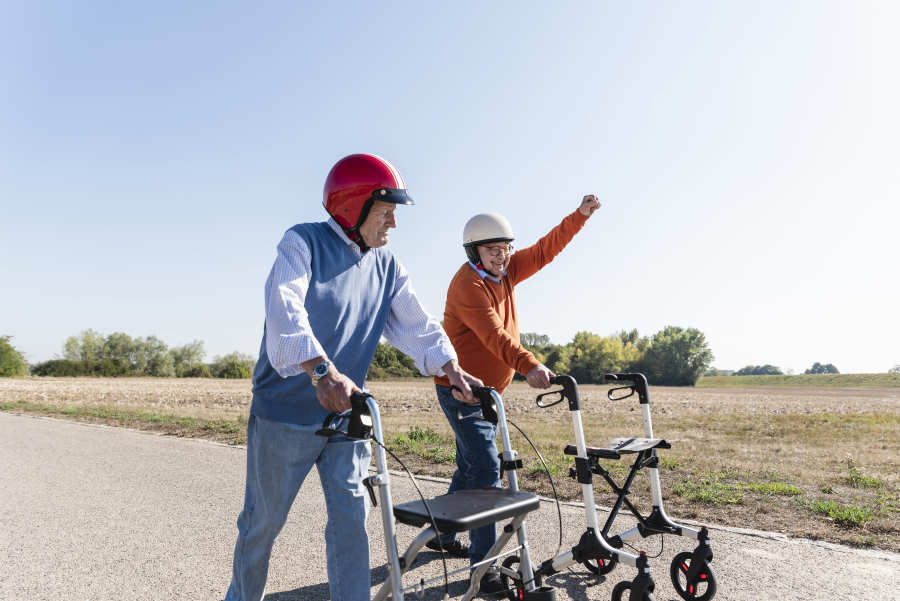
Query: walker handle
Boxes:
[
  {"xmin": 314, "ymin": 390, "xmax": 374, "ymax": 439},
  {"xmin": 604, "ymin": 373, "xmax": 650, "ymax": 404},
  {"xmin": 540, "ymin": 374, "xmax": 581, "ymax": 411},
  {"xmin": 348, "ymin": 390, "xmax": 375, "ymax": 439},
  {"xmin": 450, "ymin": 385, "xmax": 499, "ymax": 424}
]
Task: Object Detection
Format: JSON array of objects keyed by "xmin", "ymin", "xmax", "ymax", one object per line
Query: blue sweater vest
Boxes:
[{"xmin": 250, "ymin": 222, "xmax": 400, "ymax": 426}]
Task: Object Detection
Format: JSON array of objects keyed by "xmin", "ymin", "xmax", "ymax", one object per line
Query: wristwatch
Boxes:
[{"xmin": 310, "ymin": 359, "xmax": 332, "ymax": 387}]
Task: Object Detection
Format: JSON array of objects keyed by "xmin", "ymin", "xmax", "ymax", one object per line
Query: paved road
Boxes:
[{"xmin": 1, "ymin": 412, "xmax": 898, "ymax": 601}]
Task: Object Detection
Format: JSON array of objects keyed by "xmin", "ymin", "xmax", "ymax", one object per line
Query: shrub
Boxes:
[
  {"xmin": 734, "ymin": 364, "xmax": 783, "ymax": 376},
  {"xmin": 211, "ymin": 353, "xmax": 255, "ymax": 379},
  {"xmin": 0, "ymin": 336, "xmax": 28, "ymax": 377},
  {"xmin": 31, "ymin": 359, "xmax": 88, "ymax": 377},
  {"xmin": 184, "ymin": 364, "xmax": 212, "ymax": 378}
]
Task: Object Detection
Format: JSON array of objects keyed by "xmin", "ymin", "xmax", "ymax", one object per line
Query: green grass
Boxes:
[
  {"xmin": 0, "ymin": 400, "xmax": 245, "ymax": 438},
  {"xmin": 388, "ymin": 426, "xmax": 456, "ymax": 465},
  {"xmin": 673, "ymin": 480, "xmax": 744, "ymax": 505},
  {"xmin": 804, "ymin": 499, "xmax": 875, "ymax": 528},
  {"xmin": 741, "ymin": 482, "xmax": 803, "ymax": 496},
  {"xmin": 846, "ymin": 460, "xmax": 885, "ymax": 489},
  {"xmin": 697, "ymin": 373, "xmax": 900, "ymax": 388}
]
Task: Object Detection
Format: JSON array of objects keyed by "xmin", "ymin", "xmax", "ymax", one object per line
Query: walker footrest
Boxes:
[
  {"xmin": 564, "ymin": 437, "xmax": 671, "ymax": 461},
  {"xmin": 393, "ymin": 488, "xmax": 539, "ymax": 533}
]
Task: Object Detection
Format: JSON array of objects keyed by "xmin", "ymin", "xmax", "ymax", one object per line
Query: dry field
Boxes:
[{"xmin": 2, "ymin": 377, "xmax": 898, "ymax": 551}]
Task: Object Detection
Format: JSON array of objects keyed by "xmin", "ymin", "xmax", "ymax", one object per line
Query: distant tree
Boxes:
[
  {"xmin": 0, "ymin": 335, "xmax": 28, "ymax": 377},
  {"xmin": 184, "ymin": 363, "xmax": 212, "ymax": 378},
  {"xmin": 170, "ymin": 341, "xmax": 206, "ymax": 377},
  {"xmin": 134, "ymin": 336, "xmax": 175, "ymax": 377},
  {"xmin": 636, "ymin": 326, "xmax": 713, "ymax": 386},
  {"xmin": 62, "ymin": 329, "xmax": 104, "ymax": 362},
  {"xmin": 211, "ymin": 352, "xmax": 255, "ymax": 379},
  {"xmin": 734, "ymin": 364, "xmax": 783, "ymax": 376},
  {"xmin": 703, "ymin": 367, "xmax": 734, "ymax": 377},
  {"xmin": 520, "ymin": 332, "xmax": 551, "ymax": 347},
  {"xmin": 889, "ymin": 365, "xmax": 900, "ymax": 375},
  {"xmin": 100, "ymin": 332, "xmax": 138, "ymax": 366},
  {"xmin": 368, "ymin": 342, "xmax": 420, "ymax": 379},
  {"xmin": 568, "ymin": 331, "xmax": 643, "ymax": 383},
  {"xmin": 805, "ymin": 362, "xmax": 839, "ymax": 375}
]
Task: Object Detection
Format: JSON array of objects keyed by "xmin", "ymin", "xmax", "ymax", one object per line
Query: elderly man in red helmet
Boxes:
[
  {"xmin": 430, "ymin": 195, "xmax": 601, "ymax": 593},
  {"xmin": 224, "ymin": 154, "xmax": 481, "ymax": 601}
]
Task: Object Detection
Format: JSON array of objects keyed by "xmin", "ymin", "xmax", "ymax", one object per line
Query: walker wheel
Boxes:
[
  {"xmin": 499, "ymin": 555, "xmax": 523, "ymax": 601},
  {"xmin": 582, "ymin": 551, "xmax": 618, "ymax": 576},
  {"xmin": 670, "ymin": 551, "xmax": 717, "ymax": 601},
  {"xmin": 611, "ymin": 580, "xmax": 656, "ymax": 601}
]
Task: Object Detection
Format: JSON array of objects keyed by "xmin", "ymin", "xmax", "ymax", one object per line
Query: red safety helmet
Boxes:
[{"xmin": 323, "ymin": 154, "xmax": 414, "ymax": 231}]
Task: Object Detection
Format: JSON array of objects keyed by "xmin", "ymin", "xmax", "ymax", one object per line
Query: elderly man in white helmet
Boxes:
[{"xmin": 431, "ymin": 195, "xmax": 601, "ymax": 593}]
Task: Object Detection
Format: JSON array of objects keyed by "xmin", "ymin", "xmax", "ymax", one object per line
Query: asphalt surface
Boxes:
[{"xmin": 1, "ymin": 412, "xmax": 898, "ymax": 601}]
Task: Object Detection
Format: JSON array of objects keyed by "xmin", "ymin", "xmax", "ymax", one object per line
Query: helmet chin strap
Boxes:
[{"xmin": 341, "ymin": 224, "xmax": 370, "ymax": 253}]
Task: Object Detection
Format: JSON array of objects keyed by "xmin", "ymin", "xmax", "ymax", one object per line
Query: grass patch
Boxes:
[
  {"xmin": 741, "ymin": 482, "xmax": 803, "ymax": 496},
  {"xmin": 660, "ymin": 456, "xmax": 679, "ymax": 470},
  {"xmin": 388, "ymin": 426, "xmax": 456, "ymax": 465},
  {"xmin": 804, "ymin": 499, "xmax": 875, "ymax": 528},
  {"xmin": 846, "ymin": 459, "xmax": 885, "ymax": 489},
  {"xmin": 0, "ymin": 399, "xmax": 247, "ymax": 443},
  {"xmin": 673, "ymin": 480, "xmax": 743, "ymax": 505}
]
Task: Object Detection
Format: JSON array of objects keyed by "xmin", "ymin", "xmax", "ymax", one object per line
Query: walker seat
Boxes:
[
  {"xmin": 564, "ymin": 437, "xmax": 671, "ymax": 461},
  {"xmin": 393, "ymin": 488, "xmax": 540, "ymax": 533}
]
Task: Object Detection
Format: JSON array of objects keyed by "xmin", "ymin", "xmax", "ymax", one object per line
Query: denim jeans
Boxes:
[
  {"xmin": 224, "ymin": 414, "xmax": 372, "ymax": 601},
  {"xmin": 435, "ymin": 384, "xmax": 501, "ymax": 563}
]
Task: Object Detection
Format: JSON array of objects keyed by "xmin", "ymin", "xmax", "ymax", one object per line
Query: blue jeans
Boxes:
[
  {"xmin": 435, "ymin": 384, "xmax": 501, "ymax": 564},
  {"xmin": 225, "ymin": 414, "xmax": 372, "ymax": 601}
]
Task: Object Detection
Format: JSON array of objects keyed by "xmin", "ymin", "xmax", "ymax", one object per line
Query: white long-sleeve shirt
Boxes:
[{"xmin": 263, "ymin": 218, "xmax": 456, "ymax": 379}]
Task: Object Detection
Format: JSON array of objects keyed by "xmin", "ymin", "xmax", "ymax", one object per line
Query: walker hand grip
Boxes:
[
  {"xmin": 347, "ymin": 391, "xmax": 374, "ymax": 439},
  {"xmin": 547, "ymin": 375, "xmax": 581, "ymax": 411},
  {"xmin": 314, "ymin": 390, "xmax": 374, "ymax": 439},
  {"xmin": 604, "ymin": 373, "xmax": 650, "ymax": 404},
  {"xmin": 450, "ymin": 385, "xmax": 499, "ymax": 424}
]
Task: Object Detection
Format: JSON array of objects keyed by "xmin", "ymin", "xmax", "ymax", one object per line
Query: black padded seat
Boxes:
[
  {"xmin": 564, "ymin": 437, "xmax": 671, "ymax": 461},
  {"xmin": 393, "ymin": 488, "xmax": 540, "ymax": 533}
]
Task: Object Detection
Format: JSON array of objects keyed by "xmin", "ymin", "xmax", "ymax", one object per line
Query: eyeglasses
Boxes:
[{"xmin": 481, "ymin": 243, "xmax": 514, "ymax": 257}]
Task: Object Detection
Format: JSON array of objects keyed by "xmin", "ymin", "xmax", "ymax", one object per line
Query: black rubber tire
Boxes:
[
  {"xmin": 670, "ymin": 551, "xmax": 717, "ymax": 601},
  {"xmin": 611, "ymin": 580, "xmax": 656, "ymax": 601},
  {"xmin": 610, "ymin": 581, "xmax": 632, "ymax": 601},
  {"xmin": 499, "ymin": 555, "xmax": 521, "ymax": 601},
  {"xmin": 582, "ymin": 551, "xmax": 618, "ymax": 576}
]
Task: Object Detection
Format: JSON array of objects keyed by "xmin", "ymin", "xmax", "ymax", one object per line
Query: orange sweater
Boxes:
[{"xmin": 436, "ymin": 209, "xmax": 589, "ymax": 393}]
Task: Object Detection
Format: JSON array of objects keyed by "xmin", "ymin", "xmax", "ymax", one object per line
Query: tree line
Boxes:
[
  {"xmin": 5, "ymin": 329, "xmax": 890, "ymax": 384},
  {"xmin": 10, "ymin": 330, "xmax": 257, "ymax": 379}
]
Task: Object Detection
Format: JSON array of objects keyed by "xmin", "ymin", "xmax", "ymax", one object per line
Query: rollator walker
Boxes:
[
  {"xmin": 318, "ymin": 386, "xmax": 557, "ymax": 601},
  {"xmin": 510, "ymin": 373, "xmax": 717, "ymax": 601}
]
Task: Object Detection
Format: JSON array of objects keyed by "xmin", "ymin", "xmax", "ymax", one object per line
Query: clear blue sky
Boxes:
[{"xmin": 2, "ymin": 1, "xmax": 897, "ymax": 374}]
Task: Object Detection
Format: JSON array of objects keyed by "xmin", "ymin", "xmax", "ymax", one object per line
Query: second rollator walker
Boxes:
[{"xmin": 502, "ymin": 373, "xmax": 717, "ymax": 601}]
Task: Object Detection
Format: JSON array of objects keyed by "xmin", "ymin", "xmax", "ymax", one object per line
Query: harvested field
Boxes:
[{"xmin": 2, "ymin": 377, "xmax": 898, "ymax": 551}]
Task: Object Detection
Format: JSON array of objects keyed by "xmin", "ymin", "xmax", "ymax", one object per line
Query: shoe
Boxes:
[
  {"xmin": 479, "ymin": 573, "xmax": 508, "ymax": 597},
  {"xmin": 425, "ymin": 537, "xmax": 469, "ymax": 558}
]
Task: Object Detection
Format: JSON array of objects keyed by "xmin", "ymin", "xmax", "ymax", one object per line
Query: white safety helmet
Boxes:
[{"xmin": 462, "ymin": 213, "xmax": 515, "ymax": 264}]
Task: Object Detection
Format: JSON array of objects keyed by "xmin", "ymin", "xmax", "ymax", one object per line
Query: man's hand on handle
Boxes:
[
  {"xmin": 443, "ymin": 359, "xmax": 483, "ymax": 405},
  {"xmin": 578, "ymin": 194, "xmax": 601, "ymax": 217},
  {"xmin": 303, "ymin": 356, "xmax": 358, "ymax": 412},
  {"xmin": 526, "ymin": 363, "xmax": 554, "ymax": 389}
]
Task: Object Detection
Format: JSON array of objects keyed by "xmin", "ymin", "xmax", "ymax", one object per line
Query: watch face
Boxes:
[{"xmin": 314, "ymin": 362, "xmax": 329, "ymax": 377}]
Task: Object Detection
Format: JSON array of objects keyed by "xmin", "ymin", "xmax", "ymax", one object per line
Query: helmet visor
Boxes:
[{"xmin": 371, "ymin": 187, "xmax": 414, "ymax": 206}]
